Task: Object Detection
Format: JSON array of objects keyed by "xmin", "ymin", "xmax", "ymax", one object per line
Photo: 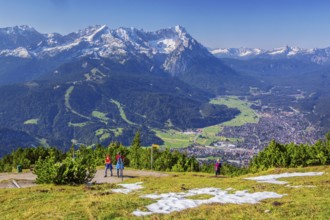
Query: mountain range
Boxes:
[
  {"xmin": 0, "ymin": 25, "xmax": 244, "ymax": 156},
  {"xmin": 0, "ymin": 25, "xmax": 213, "ymax": 83},
  {"xmin": 210, "ymin": 46, "xmax": 330, "ymax": 65},
  {"xmin": 0, "ymin": 25, "xmax": 329, "ymax": 157}
]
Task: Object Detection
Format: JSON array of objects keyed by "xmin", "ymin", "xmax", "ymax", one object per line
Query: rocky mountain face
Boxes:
[
  {"xmin": 0, "ymin": 25, "xmax": 244, "ymax": 156},
  {"xmin": 0, "ymin": 25, "xmax": 46, "ymax": 50},
  {"xmin": 0, "ymin": 25, "xmax": 215, "ymax": 85}
]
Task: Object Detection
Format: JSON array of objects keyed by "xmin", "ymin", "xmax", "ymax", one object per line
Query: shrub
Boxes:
[
  {"xmin": 34, "ymin": 147, "xmax": 96, "ymax": 185},
  {"xmin": 34, "ymin": 155, "xmax": 57, "ymax": 184}
]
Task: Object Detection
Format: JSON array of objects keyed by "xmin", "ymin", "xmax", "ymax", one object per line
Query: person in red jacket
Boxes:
[
  {"xmin": 104, "ymin": 154, "xmax": 113, "ymax": 177},
  {"xmin": 215, "ymin": 159, "xmax": 221, "ymax": 177}
]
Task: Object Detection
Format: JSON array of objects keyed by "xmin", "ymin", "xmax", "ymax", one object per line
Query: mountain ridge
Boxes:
[
  {"xmin": 0, "ymin": 25, "xmax": 245, "ymax": 156},
  {"xmin": 0, "ymin": 24, "xmax": 223, "ymax": 88},
  {"xmin": 0, "ymin": 24, "xmax": 328, "ymax": 160},
  {"xmin": 210, "ymin": 46, "xmax": 330, "ymax": 65}
]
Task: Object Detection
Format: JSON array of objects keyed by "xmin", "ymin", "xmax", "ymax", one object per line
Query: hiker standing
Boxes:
[
  {"xmin": 215, "ymin": 159, "xmax": 221, "ymax": 176},
  {"xmin": 104, "ymin": 154, "xmax": 113, "ymax": 177},
  {"xmin": 116, "ymin": 152, "xmax": 124, "ymax": 178}
]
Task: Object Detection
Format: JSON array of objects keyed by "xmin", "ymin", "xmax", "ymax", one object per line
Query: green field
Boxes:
[
  {"xmin": 36, "ymin": 138, "xmax": 50, "ymax": 148},
  {"xmin": 68, "ymin": 122, "xmax": 90, "ymax": 127},
  {"xmin": 24, "ymin": 118, "xmax": 39, "ymax": 125},
  {"xmin": 84, "ymin": 68, "xmax": 106, "ymax": 80},
  {"xmin": 91, "ymin": 68, "xmax": 106, "ymax": 77},
  {"xmin": 95, "ymin": 128, "xmax": 124, "ymax": 141},
  {"xmin": 155, "ymin": 96, "xmax": 258, "ymax": 148},
  {"xmin": 155, "ymin": 127, "xmax": 242, "ymax": 148},
  {"xmin": 109, "ymin": 128, "xmax": 123, "ymax": 137},
  {"xmin": 153, "ymin": 129, "xmax": 195, "ymax": 148},
  {"xmin": 92, "ymin": 111, "xmax": 109, "ymax": 124},
  {"xmin": 110, "ymin": 99, "xmax": 136, "ymax": 125},
  {"xmin": 64, "ymin": 86, "xmax": 90, "ymax": 120},
  {"xmin": 1, "ymin": 166, "xmax": 329, "ymax": 219},
  {"xmin": 210, "ymin": 96, "xmax": 259, "ymax": 126}
]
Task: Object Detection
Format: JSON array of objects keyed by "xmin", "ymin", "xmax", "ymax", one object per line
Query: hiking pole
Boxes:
[{"xmin": 121, "ymin": 167, "xmax": 123, "ymax": 182}]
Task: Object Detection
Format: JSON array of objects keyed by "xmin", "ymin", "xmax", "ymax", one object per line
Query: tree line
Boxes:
[
  {"xmin": 0, "ymin": 131, "xmax": 329, "ymax": 184},
  {"xmin": 249, "ymin": 133, "xmax": 330, "ymax": 172}
]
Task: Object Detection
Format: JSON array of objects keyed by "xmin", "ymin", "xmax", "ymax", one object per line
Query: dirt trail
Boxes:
[{"xmin": 0, "ymin": 169, "xmax": 168, "ymax": 188}]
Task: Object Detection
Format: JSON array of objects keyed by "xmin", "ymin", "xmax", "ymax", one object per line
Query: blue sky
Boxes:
[{"xmin": 0, "ymin": 0, "xmax": 330, "ymax": 49}]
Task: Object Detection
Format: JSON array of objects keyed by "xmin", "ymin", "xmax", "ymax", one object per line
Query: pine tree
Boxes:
[{"xmin": 129, "ymin": 130, "xmax": 142, "ymax": 168}]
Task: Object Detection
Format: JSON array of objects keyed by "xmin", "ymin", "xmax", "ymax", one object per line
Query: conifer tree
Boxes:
[{"xmin": 129, "ymin": 130, "xmax": 142, "ymax": 168}]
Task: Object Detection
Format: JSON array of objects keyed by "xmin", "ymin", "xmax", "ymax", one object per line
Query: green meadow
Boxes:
[
  {"xmin": 1, "ymin": 166, "xmax": 329, "ymax": 219},
  {"xmin": 155, "ymin": 96, "xmax": 258, "ymax": 148}
]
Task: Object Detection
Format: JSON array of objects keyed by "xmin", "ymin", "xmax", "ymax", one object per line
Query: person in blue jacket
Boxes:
[{"xmin": 116, "ymin": 152, "xmax": 124, "ymax": 178}]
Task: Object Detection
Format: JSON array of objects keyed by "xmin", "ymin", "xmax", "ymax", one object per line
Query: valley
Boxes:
[
  {"xmin": 0, "ymin": 25, "xmax": 328, "ymax": 163},
  {"xmin": 1, "ymin": 2, "xmax": 330, "ymax": 220},
  {"xmin": 161, "ymin": 88, "xmax": 323, "ymax": 167}
]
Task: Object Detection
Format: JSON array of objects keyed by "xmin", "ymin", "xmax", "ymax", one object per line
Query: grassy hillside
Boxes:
[
  {"xmin": 0, "ymin": 61, "xmax": 242, "ymax": 154},
  {"xmin": 1, "ymin": 166, "xmax": 329, "ymax": 219}
]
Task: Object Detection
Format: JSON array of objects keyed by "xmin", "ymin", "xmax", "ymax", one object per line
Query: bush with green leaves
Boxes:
[
  {"xmin": 34, "ymin": 146, "xmax": 96, "ymax": 185},
  {"xmin": 34, "ymin": 155, "xmax": 57, "ymax": 184},
  {"xmin": 0, "ymin": 146, "xmax": 64, "ymax": 172}
]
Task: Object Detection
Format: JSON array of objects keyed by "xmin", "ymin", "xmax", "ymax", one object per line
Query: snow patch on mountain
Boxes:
[
  {"xmin": 0, "ymin": 25, "xmax": 36, "ymax": 35},
  {"xmin": 211, "ymin": 47, "xmax": 264, "ymax": 59},
  {"xmin": 0, "ymin": 47, "xmax": 31, "ymax": 58},
  {"xmin": 268, "ymin": 47, "xmax": 288, "ymax": 55},
  {"xmin": 149, "ymin": 38, "xmax": 177, "ymax": 54},
  {"xmin": 86, "ymin": 25, "xmax": 108, "ymax": 42}
]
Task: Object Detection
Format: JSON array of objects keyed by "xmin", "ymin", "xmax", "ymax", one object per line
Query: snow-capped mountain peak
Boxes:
[
  {"xmin": 0, "ymin": 24, "xmax": 213, "ymax": 74},
  {"xmin": 210, "ymin": 47, "xmax": 264, "ymax": 59},
  {"xmin": 174, "ymin": 25, "xmax": 188, "ymax": 39},
  {"xmin": 0, "ymin": 25, "xmax": 37, "ymax": 35},
  {"xmin": 267, "ymin": 46, "xmax": 307, "ymax": 56},
  {"xmin": 0, "ymin": 25, "xmax": 46, "ymax": 50},
  {"xmin": 85, "ymin": 24, "xmax": 108, "ymax": 42},
  {"xmin": 210, "ymin": 45, "xmax": 330, "ymax": 65},
  {"xmin": 0, "ymin": 47, "xmax": 31, "ymax": 58}
]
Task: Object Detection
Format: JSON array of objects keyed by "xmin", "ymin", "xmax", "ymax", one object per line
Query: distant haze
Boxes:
[{"xmin": 0, "ymin": 0, "xmax": 330, "ymax": 49}]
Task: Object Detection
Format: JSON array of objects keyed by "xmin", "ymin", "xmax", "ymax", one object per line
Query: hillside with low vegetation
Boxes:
[
  {"xmin": 0, "ymin": 165, "xmax": 329, "ymax": 219},
  {"xmin": 0, "ymin": 132, "xmax": 329, "ymax": 219}
]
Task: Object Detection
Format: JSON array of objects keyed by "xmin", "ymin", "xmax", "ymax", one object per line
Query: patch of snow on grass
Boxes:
[
  {"xmin": 244, "ymin": 172, "xmax": 324, "ymax": 185},
  {"xmin": 225, "ymin": 187, "xmax": 234, "ymax": 191},
  {"xmin": 286, "ymin": 185, "xmax": 316, "ymax": 188},
  {"xmin": 112, "ymin": 182, "xmax": 143, "ymax": 194},
  {"xmin": 133, "ymin": 187, "xmax": 283, "ymax": 216}
]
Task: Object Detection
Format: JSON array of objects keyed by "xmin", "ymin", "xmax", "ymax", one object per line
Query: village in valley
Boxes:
[{"xmin": 173, "ymin": 88, "xmax": 322, "ymax": 167}]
